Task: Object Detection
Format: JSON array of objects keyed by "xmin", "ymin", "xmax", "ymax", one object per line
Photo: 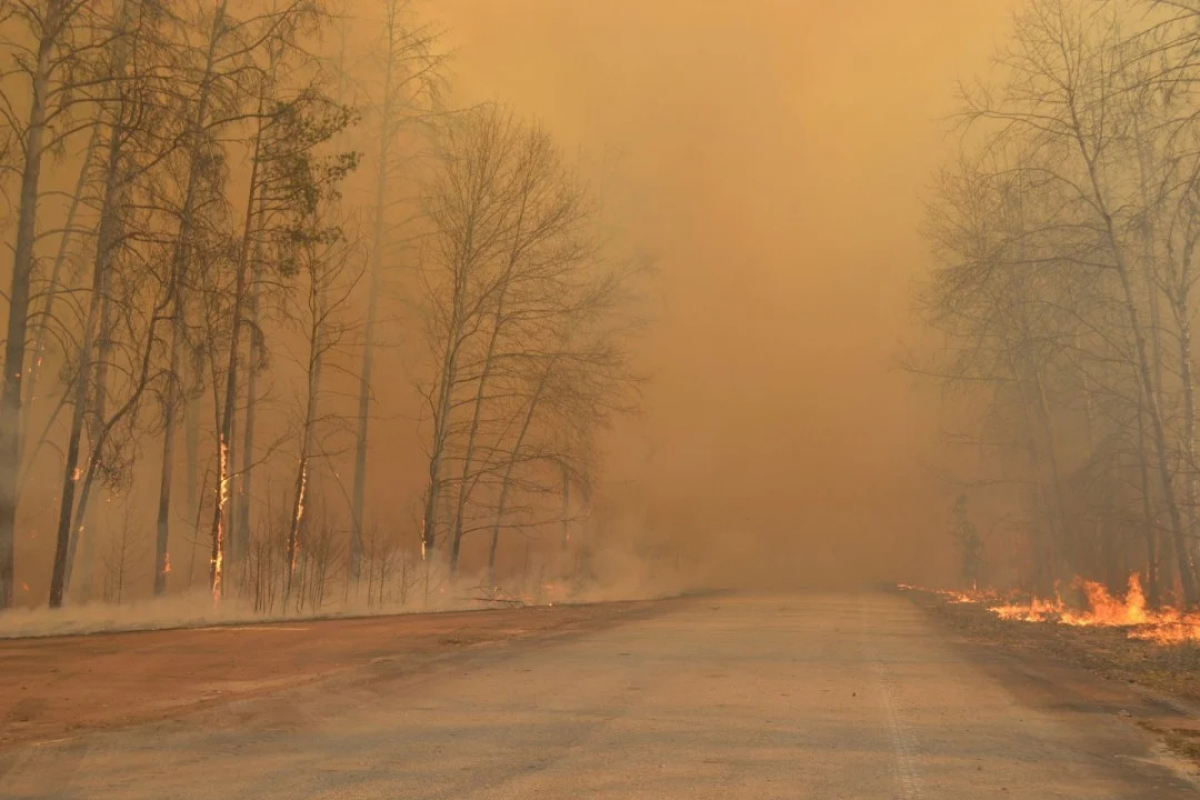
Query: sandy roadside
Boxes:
[{"xmin": 0, "ymin": 599, "xmax": 671, "ymax": 751}]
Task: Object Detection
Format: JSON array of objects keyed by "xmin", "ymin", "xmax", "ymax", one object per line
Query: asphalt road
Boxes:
[{"xmin": 2, "ymin": 593, "xmax": 1198, "ymax": 799}]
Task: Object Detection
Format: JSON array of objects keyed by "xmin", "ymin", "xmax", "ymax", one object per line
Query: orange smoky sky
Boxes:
[{"xmin": 435, "ymin": 0, "xmax": 1017, "ymax": 587}]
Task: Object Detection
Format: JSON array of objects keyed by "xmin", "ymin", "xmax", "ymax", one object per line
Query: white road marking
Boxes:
[
  {"xmin": 859, "ymin": 598, "xmax": 924, "ymax": 799},
  {"xmin": 874, "ymin": 662, "xmax": 924, "ymax": 800}
]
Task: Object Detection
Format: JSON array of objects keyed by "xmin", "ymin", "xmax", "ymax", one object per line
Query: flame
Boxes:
[
  {"xmin": 20, "ymin": 582, "xmax": 29, "ymax": 593},
  {"xmin": 163, "ymin": 551, "xmax": 171, "ymax": 575},
  {"xmin": 212, "ymin": 438, "xmax": 229, "ymax": 606},
  {"xmin": 290, "ymin": 460, "xmax": 307, "ymax": 574},
  {"xmin": 982, "ymin": 573, "xmax": 1200, "ymax": 645}
]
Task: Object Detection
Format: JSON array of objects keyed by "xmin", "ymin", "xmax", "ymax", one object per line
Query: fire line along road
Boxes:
[{"xmin": 2, "ymin": 593, "xmax": 1198, "ymax": 799}]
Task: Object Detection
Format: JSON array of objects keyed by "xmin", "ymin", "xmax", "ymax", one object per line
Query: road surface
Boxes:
[{"xmin": 2, "ymin": 593, "xmax": 1198, "ymax": 799}]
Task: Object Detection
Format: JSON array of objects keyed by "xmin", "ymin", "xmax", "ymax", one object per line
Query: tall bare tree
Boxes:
[{"xmin": 0, "ymin": 0, "xmax": 92, "ymax": 607}]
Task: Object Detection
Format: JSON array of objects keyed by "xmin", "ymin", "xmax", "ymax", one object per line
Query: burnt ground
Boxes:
[
  {"xmin": 0, "ymin": 599, "xmax": 671, "ymax": 753},
  {"xmin": 906, "ymin": 587, "xmax": 1200, "ymax": 764}
]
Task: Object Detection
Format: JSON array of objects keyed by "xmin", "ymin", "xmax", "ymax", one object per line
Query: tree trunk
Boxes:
[
  {"xmin": 1116, "ymin": 258, "xmax": 1198, "ymax": 603},
  {"xmin": 1076, "ymin": 128, "xmax": 1199, "ymax": 603},
  {"xmin": 21, "ymin": 121, "xmax": 100, "ymax": 469},
  {"xmin": 235, "ymin": 254, "xmax": 263, "ymax": 563},
  {"xmin": 560, "ymin": 461, "xmax": 571, "ymax": 551},
  {"xmin": 421, "ymin": 289, "xmax": 465, "ymax": 562},
  {"xmin": 153, "ymin": 0, "xmax": 226, "ymax": 598},
  {"xmin": 209, "ymin": 115, "xmax": 263, "ymax": 604},
  {"xmin": 1178, "ymin": 280, "xmax": 1198, "ymax": 591},
  {"xmin": 1138, "ymin": 399, "xmax": 1162, "ymax": 606},
  {"xmin": 154, "ymin": 311, "xmax": 182, "ymax": 597},
  {"xmin": 50, "ymin": 121, "xmax": 124, "ymax": 608},
  {"xmin": 350, "ymin": 8, "xmax": 397, "ymax": 586},
  {"xmin": 486, "ymin": 360, "xmax": 553, "ymax": 586},
  {"xmin": 449, "ymin": 287, "xmax": 510, "ymax": 577},
  {"xmin": 286, "ymin": 338, "xmax": 322, "ymax": 609},
  {"xmin": 0, "ymin": 16, "xmax": 58, "ymax": 609}
]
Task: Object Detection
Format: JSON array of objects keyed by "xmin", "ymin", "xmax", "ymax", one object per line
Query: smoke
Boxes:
[
  {"xmin": 435, "ymin": 0, "xmax": 1017, "ymax": 588},
  {"xmin": 0, "ymin": 1, "xmax": 1022, "ymax": 622}
]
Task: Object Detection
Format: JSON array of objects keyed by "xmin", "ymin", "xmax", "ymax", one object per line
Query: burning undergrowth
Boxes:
[{"xmin": 900, "ymin": 574, "xmax": 1200, "ymax": 646}]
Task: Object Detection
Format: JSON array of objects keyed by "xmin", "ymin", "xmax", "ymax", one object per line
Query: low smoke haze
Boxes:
[
  {"xmin": 5, "ymin": 0, "xmax": 1120, "ymax": 619},
  {"xmin": 439, "ymin": 0, "xmax": 1014, "ymax": 587}
]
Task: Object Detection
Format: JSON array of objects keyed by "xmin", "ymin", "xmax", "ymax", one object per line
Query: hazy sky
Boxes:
[{"xmin": 437, "ymin": 0, "xmax": 1016, "ymax": 586}]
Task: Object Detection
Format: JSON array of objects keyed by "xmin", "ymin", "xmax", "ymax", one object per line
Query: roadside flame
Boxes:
[
  {"xmin": 163, "ymin": 551, "xmax": 171, "ymax": 575},
  {"xmin": 985, "ymin": 574, "xmax": 1200, "ymax": 645}
]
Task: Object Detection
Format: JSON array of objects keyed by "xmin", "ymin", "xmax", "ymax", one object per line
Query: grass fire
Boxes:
[{"xmin": 904, "ymin": 574, "xmax": 1200, "ymax": 646}]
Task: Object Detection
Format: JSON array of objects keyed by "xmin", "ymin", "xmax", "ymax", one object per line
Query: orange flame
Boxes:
[
  {"xmin": 212, "ymin": 438, "xmax": 229, "ymax": 606},
  {"xmin": 984, "ymin": 573, "xmax": 1200, "ymax": 645}
]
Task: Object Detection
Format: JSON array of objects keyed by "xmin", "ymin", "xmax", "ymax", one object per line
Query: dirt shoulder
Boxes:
[
  {"xmin": 905, "ymin": 588, "xmax": 1200, "ymax": 701},
  {"xmin": 906, "ymin": 587, "xmax": 1200, "ymax": 764},
  {"xmin": 0, "ymin": 599, "xmax": 674, "ymax": 752}
]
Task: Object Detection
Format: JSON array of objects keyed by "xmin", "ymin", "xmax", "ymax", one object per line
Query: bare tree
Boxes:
[
  {"xmin": 346, "ymin": 0, "xmax": 443, "ymax": 585},
  {"xmin": 0, "ymin": 0, "xmax": 93, "ymax": 607},
  {"xmin": 283, "ymin": 219, "xmax": 360, "ymax": 607}
]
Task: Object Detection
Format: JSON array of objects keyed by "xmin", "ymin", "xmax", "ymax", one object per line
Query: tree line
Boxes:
[
  {"xmin": 0, "ymin": 0, "xmax": 641, "ymax": 611},
  {"xmin": 920, "ymin": 0, "xmax": 1200, "ymax": 605}
]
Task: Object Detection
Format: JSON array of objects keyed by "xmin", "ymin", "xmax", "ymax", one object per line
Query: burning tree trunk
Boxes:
[
  {"xmin": 209, "ymin": 123, "xmax": 262, "ymax": 603},
  {"xmin": 203, "ymin": 1, "xmax": 351, "ymax": 604},
  {"xmin": 151, "ymin": 0, "xmax": 228, "ymax": 596}
]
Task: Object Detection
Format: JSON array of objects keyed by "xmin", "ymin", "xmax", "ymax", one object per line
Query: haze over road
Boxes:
[{"xmin": 2, "ymin": 595, "xmax": 1196, "ymax": 799}]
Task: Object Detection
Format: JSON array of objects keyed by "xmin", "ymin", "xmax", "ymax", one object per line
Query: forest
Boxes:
[
  {"xmin": 919, "ymin": 0, "xmax": 1200, "ymax": 606},
  {"xmin": 0, "ymin": 0, "xmax": 644, "ymax": 613}
]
